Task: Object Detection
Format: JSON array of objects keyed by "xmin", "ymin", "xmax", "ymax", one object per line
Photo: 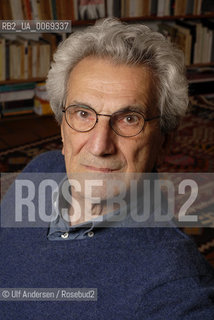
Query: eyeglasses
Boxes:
[{"xmin": 62, "ymin": 105, "xmax": 160, "ymax": 138}]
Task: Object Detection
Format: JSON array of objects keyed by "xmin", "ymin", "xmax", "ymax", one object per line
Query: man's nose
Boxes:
[{"xmin": 86, "ymin": 117, "xmax": 117, "ymax": 156}]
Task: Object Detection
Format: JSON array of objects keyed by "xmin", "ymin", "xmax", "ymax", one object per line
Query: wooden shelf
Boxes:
[
  {"xmin": 187, "ymin": 63, "xmax": 214, "ymax": 68},
  {"xmin": 72, "ymin": 14, "xmax": 214, "ymax": 26},
  {"xmin": 0, "ymin": 78, "xmax": 46, "ymax": 85},
  {"xmin": 121, "ymin": 13, "xmax": 214, "ymax": 22}
]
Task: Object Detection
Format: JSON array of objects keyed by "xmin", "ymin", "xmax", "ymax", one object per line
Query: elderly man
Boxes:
[{"xmin": 1, "ymin": 18, "xmax": 214, "ymax": 319}]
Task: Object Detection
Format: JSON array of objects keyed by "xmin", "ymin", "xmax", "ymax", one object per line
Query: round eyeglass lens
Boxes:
[
  {"xmin": 111, "ymin": 111, "xmax": 145, "ymax": 136},
  {"xmin": 66, "ymin": 106, "xmax": 97, "ymax": 131}
]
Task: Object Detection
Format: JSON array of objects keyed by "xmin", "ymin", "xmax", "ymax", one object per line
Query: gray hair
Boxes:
[{"xmin": 46, "ymin": 18, "xmax": 189, "ymax": 132}]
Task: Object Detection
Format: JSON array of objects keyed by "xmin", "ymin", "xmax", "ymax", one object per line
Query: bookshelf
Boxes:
[
  {"xmin": 72, "ymin": 13, "xmax": 214, "ymax": 25},
  {"xmin": 0, "ymin": 0, "xmax": 214, "ymax": 118},
  {"xmin": 0, "ymin": 78, "xmax": 46, "ymax": 85}
]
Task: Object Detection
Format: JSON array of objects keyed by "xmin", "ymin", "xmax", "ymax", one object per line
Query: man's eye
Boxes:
[
  {"xmin": 76, "ymin": 110, "xmax": 90, "ymax": 119},
  {"xmin": 123, "ymin": 114, "xmax": 139, "ymax": 124}
]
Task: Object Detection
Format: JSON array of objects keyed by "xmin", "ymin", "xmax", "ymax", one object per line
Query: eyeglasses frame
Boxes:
[{"xmin": 62, "ymin": 104, "xmax": 160, "ymax": 138}]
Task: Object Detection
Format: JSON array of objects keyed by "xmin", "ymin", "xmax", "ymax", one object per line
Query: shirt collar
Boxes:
[{"xmin": 47, "ymin": 175, "xmax": 121, "ymax": 240}]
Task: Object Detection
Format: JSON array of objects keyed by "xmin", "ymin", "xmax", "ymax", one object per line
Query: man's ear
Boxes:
[
  {"xmin": 60, "ymin": 124, "xmax": 65, "ymax": 156},
  {"xmin": 157, "ymin": 131, "xmax": 175, "ymax": 166}
]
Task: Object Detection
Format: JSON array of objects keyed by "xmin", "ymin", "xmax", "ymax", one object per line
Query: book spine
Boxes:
[
  {"xmin": 10, "ymin": 0, "xmax": 24, "ymax": 20},
  {"xmin": 107, "ymin": 0, "xmax": 114, "ymax": 17},
  {"xmin": 26, "ymin": 0, "xmax": 33, "ymax": 19},
  {"xmin": 0, "ymin": 82, "xmax": 35, "ymax": 93},
  {"xmin": 150, "ymin": 0, "xmax": 158, "ymax": 16},
  {"xmin": 5, "ymin": 41, "xmax": 10, "ymax": 80},
  {"xmin": 0, "ymin": 89, "xmax": 35, "ymax": 102},
  {"xmin": 73, "ymin": 0, "xmax": 79, "ymax": 20},
  {"xmin": 157, "ymin": 0, "xmax": 165, "ymax": 17},
  {"xmin": 30, "ymin": 0, "xmax": 39, "ymax": 20},
  {"xmin": 1, "ymin": 0, "xmax": 13, "ymax": 20},
  {"xmin": 164, "ymin": 0, "xmax": 170, "ymax": 16},
  {"xmin": 113, "ymin": 0, "xmax": 121, "ymax": 18},
  {"xmin": 3, "ymin": 98, "xmax": 34, "ymax": 110},
  {"xmin": 185, "ymin": 0, "xmax": 194, "ymax": 15},
  {"xmin": 0, "ymin": 38, "xmax": 6, "ymax": 81}
]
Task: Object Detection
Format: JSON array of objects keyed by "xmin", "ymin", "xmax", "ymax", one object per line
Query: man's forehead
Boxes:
[
  {"xmin": 67, "ymin": 56, "xmax": 153, "ymax": 86},
  {"xmin": 66, "ymin": 57, "xmax": 155, "ymax": 112}
]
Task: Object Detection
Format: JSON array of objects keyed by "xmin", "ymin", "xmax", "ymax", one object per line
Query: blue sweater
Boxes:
[{"xmin": 1, "ymin": 151, "xmax": 214, "ymax": 319}]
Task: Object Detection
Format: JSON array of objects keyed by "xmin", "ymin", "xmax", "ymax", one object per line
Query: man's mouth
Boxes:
[{"xmin": 82, "ymin": 165, "xmax": 119, "ymax": 172}]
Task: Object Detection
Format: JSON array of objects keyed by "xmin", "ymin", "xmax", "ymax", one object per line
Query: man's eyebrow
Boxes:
[
  {"xmin": 69, "ymin": 100, "xmax": 147, "ymax": 114},
  {"xmin": 116, "ymin": 106, "xmax": 147, "ymax": 114},
  {"xmin": 68, "ymin": 101, "xmax": 91, "ymax": 108}
]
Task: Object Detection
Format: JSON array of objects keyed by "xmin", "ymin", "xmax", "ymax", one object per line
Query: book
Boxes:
[
  {"xmin": 5, "ymin": 40, "xmax": 10, "ymax": 81},
  {"xmin": 30, "ymin": 40, "xmax": 40, "ymax": 78},
  {"xmin": 57, "ymin": 0, "xmax": 75, "ymax": 20},
  {"xmin": 163, "ymin": 0, "xmax": 170, "ymax": 16},
  {"xmin": 0, "ymin": 89, "xmax": 35, "ymax": 102},
  {"xmin": 196, "ymin": 0, "xmax": 203, "ymax": 15},
  {"xmin": 41, "ymin": 33, "xmax": 57, "ymax": 59},
  {"xmin": 1, "ymin": 0, "xmax": 13, "ymax": 20},
  {"xmin": 40, "ymin": 0, "xmax": 52, "ymax": 20},
  {"xmin": 185, "ymin": 0, "xmax": 194, "ymax": 15},
  {"xmin": 73, "ymin": 0, "xmax": 79, "ymax": 20},
  {"xmin": 174, "ymin": 0, "xmax": 187, "ymax": 16},
  {"xmin": 136, "ymin": 0, "xmax": 144, "ymax": 17},
  {"xmin": 121, "ymin": 0, "xmax": 126, "ymax": 18},
  {"xmin": 34, "ymin": 82, "xmax": 53, "ymax": 115},
  {"xmin": 194, "ymin": 22, "xmax": 203, "ymax": 63},
  {"xmin": 159, "ymin": 22, "xmax": 192, "ymax": 65},
  {"xmin": 0, "ymin": 82, "xmax": 36, "ymax": 93},
  {"xmin": 106, "ymin": 0, "xmax": 114, "ymax": 17},
  {"xmin": 22, "ymin": 0, "xmax": 33, "ymax": 20},
  {"xmin": 202, "ymin": 19, "xmax": 214, "ymax": 63},
  {"xmin": 36, "ymin": 0, "xmax": 43, "ymax": 20},
  {"xmin": 169, "ymin": 0, "xmax": 175, "ymax": 15},
  {"xmin": 30, "ymin": 0, "xmax": 39, "ymax": 20},
  {"xmin": 157, "ymin": 0, "xmax": 165, "ymax": 16},
  {"xmin": 206, "ymin": 28, "xmax": 213, "ymax": 63},
  {"xmin": 113, "ymin": 0, "xmax": 121, "ymax": 18},
  {"xmin": 201, "ymin": 0, "xmax": 214, "ymax": 14},
  {"xmin": 55, "ymin": 0, "xmax": 63, "ymax": 20},
  {"xmin": 37, "ymin": 39, "xmax": 51, "ymax": 77},
  {"xmin": 28, "ymin": 41, "xmax": 33, "ymax": 79},
  {"xmin": 142, "ymin": 0, "xmax": 151, "ymax": 16},
  {"xmin": 150, "ymin": 0, "xmax": 158, "ymax": 16},
  {"xmin": 49, "ymin": 0, "xmax": 58, "ymax": 20},
  {"xmin": 78, "ymin": 0, "xmax": 89, "ymax": 20},
  {"xmin": 193, "ymin": 0, "xmax": 199, "ymax": 15},
  {"xmin": 17, "ymin": 37, "xmax": 29, "ymax": 79},
  {"xmin": 0, "ymin": 2, "xmax": 3, "ymax": 20},
  {"xmin": 1, "ymin": 98, "xmax": 34, "ymax": 111},
  {"xmin": 0, "ymin": 37, "xmax": 6, "ymax": 81},
  {"xmin": 176, "ymin": 20, "xmax": 197, "ymax": 64},
  {"xmin": 125, "ymin": 0, "xmax": 130, "ymax": 18},
  {"xmin": 2, "ymin": 106, "xmax": 34, "ymax": 116},
  {"xmin": 78, "ymin": 0, "xmax": 106, "ymax": 20},
  {"xmin": 201, "ymin": 27, "xmax": 210, "ymax": 63},
  {"xmin": 9, "ymin": 41, "xmax": 18, "ymax": 80},
  {"xmin": 9, "ymin": 0, "xmax": 24, "ymax": 20},
  {"xmin": 174, "ymin": 24, "xmax": 192, "ymax": 65}
]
